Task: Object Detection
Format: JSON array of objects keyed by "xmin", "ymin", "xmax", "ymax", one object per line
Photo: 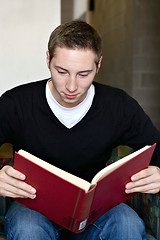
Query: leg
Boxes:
[
  {"xmin": 4, "ymin": 201, "xmax": 63, "ymax": 240},
  {"xmin": 69, "ymin": 203, "xmax": 146, "ymax": 240}
]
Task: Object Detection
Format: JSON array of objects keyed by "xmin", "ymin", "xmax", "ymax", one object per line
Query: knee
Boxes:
[
  {"xmin": 115, "ymin": 203, "xmax": 145, "ymax": 231},
  {"xmin": 5, "ymin": 202, "xmax": 43, "ymax": 229},
  {"xmin": 5, "ymin": 201, "xmax": 59, "ymax": 240},
  {"xmin": 96, "ymin": 203, "xmax": 145, "ymax": 239},
  {"xmin": 5, "ymin": 202, "xmax": 43, "ymax": 237}
]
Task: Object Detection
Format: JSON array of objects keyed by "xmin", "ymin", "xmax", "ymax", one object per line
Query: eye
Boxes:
[
  {"xmin": 78, "ymin": 73, "xmax": 89, "ymax": 77},
  {"xmin": 57, "ymin": 70, "xmax": 67, "ymax": 75}
]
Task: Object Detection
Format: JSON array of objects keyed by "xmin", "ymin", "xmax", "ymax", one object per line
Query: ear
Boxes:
[
  {"xmin": 46, "ymin": 51, "xmax": 50, "ymax": 69},
  {"xmin": 97, "ymin": 56, "xmax": 103, "ymax": 73}
]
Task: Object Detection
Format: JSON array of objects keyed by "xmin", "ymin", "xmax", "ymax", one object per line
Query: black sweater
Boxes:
[{"xmin": 0, "ymin": 79, "xmax": 160, "ymax": 181}]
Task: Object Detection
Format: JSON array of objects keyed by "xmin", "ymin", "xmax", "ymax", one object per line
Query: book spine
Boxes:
[{"xmin": 70, "ymin": 185, "xmax": 96, "ymax": 233}]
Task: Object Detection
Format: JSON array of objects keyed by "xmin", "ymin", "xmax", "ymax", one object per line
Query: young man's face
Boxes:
[{"xmin": 47, "ymin": 47, "xmax": 102, "ymax": 108}]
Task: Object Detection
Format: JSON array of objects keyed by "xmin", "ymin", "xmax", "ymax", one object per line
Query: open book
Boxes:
[{"xmin": 13, "ymin": 143, "xmax": 156, "ymax": 233}]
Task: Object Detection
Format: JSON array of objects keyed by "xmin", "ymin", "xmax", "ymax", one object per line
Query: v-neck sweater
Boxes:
[
  {"xmin": 46, "ymin": 81, "xmax": 95, "ymax": 129},
  {"xmin": 0, "ymin": 79, "xmax": 160, "ymax": 181}
]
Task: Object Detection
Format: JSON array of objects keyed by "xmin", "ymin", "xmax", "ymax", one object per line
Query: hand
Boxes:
[
  {"xmin": 125, "ymin": 166, "xmax": 160, "ymax": 194},
  {"xmin": 0, "ymin": 165, "xmax": 36, "ymax": 199}
]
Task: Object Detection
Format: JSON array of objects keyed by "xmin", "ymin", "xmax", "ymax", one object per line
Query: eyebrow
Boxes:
[
  {"xmin": 55, "ymin": 65, "xmax": 93, "ymax": 74},
  {"xmin": 55, "ymin": 66, "xmax": 68, "ymax": 71}
]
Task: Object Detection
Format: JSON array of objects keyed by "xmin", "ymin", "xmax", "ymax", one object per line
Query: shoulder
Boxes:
[
  {"xmin": 92, "ymin": 81, "xmax": 145, "ymax": 121},
  {"xmin": 93, "ymin": 81, "xmax": 135, "ymax": 106},
  {"xmin": 0, "ymin": 79, "xmax": 49, "ymax": 112},
  {"xmin": 2, "ymin": 79, "xmax": 48, "ymax": 97},
  {"xmin": 0, "ymin": 79, "xmax": 49, "ymax": 103},
  {"xmin": 93, "ymin": 81, "xmax": 126, "ymax": 97}
]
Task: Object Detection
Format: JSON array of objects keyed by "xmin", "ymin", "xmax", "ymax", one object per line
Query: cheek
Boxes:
[
  {"xmin": 78, "ymin": 77, "xmax": 94, "ymax": 90},
  {"xmin": 51, "ymin": 73, "xmax": 65, "ymax": 87}
]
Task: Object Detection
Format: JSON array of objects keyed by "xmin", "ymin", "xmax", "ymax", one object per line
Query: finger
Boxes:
[
  {"xmin": 2, "ymin": 166, "xmax": 36, "ymax": 194},
  {"xmin": 1, "ymin": 187, "xmax": 36, "ymax": 199},
  {"xmin": 0, "ymin": 180, "xmax": 36, "ymax": 198},
  {"xmin": 126, "ymin": 175, "xmax": 151, "ymax": 189},
  {"xmin": 4, "ymin": 166, "xmax": 26, "ymax": 180},
  {"xmin": 141, "ymin": 188, "xmax": 160, "ymax": 194},
  {"xmin": 131, "ymin": 166, "xmax": 160, "ymax": 182},
  {"xmin": 134, "ymin": 174, "xmax": 158, "ymax": 186},
  {"xmin": 127, "ymin": 168, "xmax": 160, "ymax": 191},
  {"xmin": 6, "ymin": 175, "xmax": 36, "ymax": 193},
  {"xmin": 126, "ymin": 166, "xmax": 160, "ymax": 194},
  {"xmin": 0, "ymin": 166, "xmax": 36, "ymax": 198},
  {"xmin": 125, "ymin": 185, "xmax": 160, "ymax": 194},
  {"xmin": 126, "ymin": 175, "xmax": 156, "ymax": 191},
  {"xmin": 125, "ymin": 181, "xmax": 160, "ymax": 194},
  {"xmin": 131, "ymin": 168, "xmax": 151, "ymax": 181}
]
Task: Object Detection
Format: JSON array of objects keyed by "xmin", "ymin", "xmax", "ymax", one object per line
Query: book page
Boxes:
[
  {"xmin": 18, "ymin": 150, "xmax": 91, "ymax": 192},
  {"xmin": 91, "ymin": 145, "xmax": 150, "ymax": 185}
]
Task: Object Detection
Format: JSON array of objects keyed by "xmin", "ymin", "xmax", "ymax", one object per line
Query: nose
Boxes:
[{"xmin": 66, "ymin": 76, "xmax": 78, "ymax": 92}]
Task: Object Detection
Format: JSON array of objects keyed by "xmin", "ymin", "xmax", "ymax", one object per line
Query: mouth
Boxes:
[{"xmin": 63, "ymin": 93, "xmax": 78, "ymax": 99}]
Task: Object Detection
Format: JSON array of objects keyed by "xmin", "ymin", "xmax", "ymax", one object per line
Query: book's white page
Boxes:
[
  {"xmin": 18, "ymin": 150, "xmax": 91, "ymax": 192},
  {"xmin": 91, "ymin": 145, "xmax": 150, "ymax": 185}
]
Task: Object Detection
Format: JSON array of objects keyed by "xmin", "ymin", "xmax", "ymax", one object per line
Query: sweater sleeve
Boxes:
[
  {"xmin": 0, "ymin": 91, "xmax": 17, "ymax": 146},
  {"xmin": 118, "ymin": 92, "xmax": 160, "ymax": 167}
]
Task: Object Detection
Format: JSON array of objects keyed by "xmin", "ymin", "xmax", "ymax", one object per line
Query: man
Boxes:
[{"xmin": 0, "ymin": 20, "xmax": 160, "ymax": 240}]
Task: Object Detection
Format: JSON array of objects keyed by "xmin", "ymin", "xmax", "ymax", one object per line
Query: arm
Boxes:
[
  {"xmin": 0, "ymin": 165, "xmax": 36, "ymax": 199},
  {"xmin": 118, "ymin": 93, "xmax": 160, "ymax": 194}
]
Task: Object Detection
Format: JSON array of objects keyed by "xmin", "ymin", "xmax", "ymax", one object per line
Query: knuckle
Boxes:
[
  {"xmin": 5, "ymin": 166, "xmax": 13, "ymax": 175},
  {"xmin": 14, "ymin": 189, "xmax": 19, "ymax": 195},
  {"xmin": 155, "ymin": 188, "xmax": 160, "ymax": 193},
  {"xmin": 0, "ymin": 191, "xmax": 6, "ymax": 197},
  {"xmin": 1, "ymin": 165, "xmax": 12, "ymax": 177},
  {"xmin": 152, "ymin": 188, "xmax": 159, "ymax": 194},
  {"xmin": 151, "ymin": 166, "xmax": 159, "ymax": 174},
  {"xmin": 0, "ymin": 175, "xmax": 5, "ymax": 184},
  {"xmin": 0, "ymin": 171, "xmax": 7, "ymax": 183},
  {"xmin": 2, "ymin": 165, "xmax": 10, "ymax": 171},
  {"xmin": 144, "ymin": 186, "xmax": 149, "ymax": 192},
  {"xmin": 0, "ymin": 187, "xmax": 4, "ymax": 196},
  {"xmin": 153, "ymin": 166, "xmax": 159, "ymax": 173},
  {"xmin": 13, "ymin": 186, "xmax": 22, "ymax": 195}
]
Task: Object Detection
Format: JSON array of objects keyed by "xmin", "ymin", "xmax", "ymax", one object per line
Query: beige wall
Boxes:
[
  {"xmin": 132, "ymin": 0, "xmax": 160, "ymax": 128},
  {"xmin": 61, "ymin": 0, "xmax": 87, "ymax": 23},
  {"xmin": 0, "ymin": 0, "xmax": 61, "ymax": 95},
  {"xmin": 87, "ymin": 0, "xmax": 134, "ymax": 95},
  {"xmin": 87, "ymin": 0, "xmax": 160, "ymax": 129}
]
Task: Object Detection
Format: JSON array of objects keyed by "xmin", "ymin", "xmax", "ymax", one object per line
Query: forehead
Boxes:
[{"xmin": 52, "ymin": 47, "xmax": 97, "ymax": 66}]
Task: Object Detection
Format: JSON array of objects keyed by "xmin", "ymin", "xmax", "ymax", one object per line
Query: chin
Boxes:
[{"xmin": 63, "ymin": 100, "xmax": 80, "ymax": 108}]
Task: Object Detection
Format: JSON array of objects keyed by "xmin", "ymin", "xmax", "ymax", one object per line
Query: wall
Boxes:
[
  {"xmin": 87, "ymin": 0, "xmax": 134, "ymax": 95},
  {"xmin": 0, "ymin": 0, "xmax": 60, "ymax": 95},
  {"xmin": 73, "ymin": 0, "xmax": 87, "ymax": 19},
  {"xmin": 87, "ymin": 0, "xmax": 160, "ymax": 129},
  {"xmin": 132, "ymin": 0, "xmax": 160, "ymax": 128},
  {"xmin": 61, "ymin": 0, "xmax": 87, "ymax": 23},
  {"xmin": 61, "ymin": 0, "xmax": 74, "ymax": 23}
]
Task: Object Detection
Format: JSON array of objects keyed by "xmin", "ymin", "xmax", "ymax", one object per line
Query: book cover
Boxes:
[{"xmin": 13, "ymin": 143, "xmax": 156, "ymax": 233}]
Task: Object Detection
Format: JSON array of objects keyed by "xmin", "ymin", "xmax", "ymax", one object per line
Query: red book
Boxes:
[{"xmin": 13, "ymin": 144, "xmax": 156, "ymax": 233}]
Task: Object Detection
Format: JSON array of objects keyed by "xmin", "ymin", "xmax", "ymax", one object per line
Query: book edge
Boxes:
[
  {"xmin": 17, "ymin": 150, "xmax": 91, "ymax": 192},
  {"xmin": 91, "ymin": 145, "xmax": 151, "ymax": 184}
]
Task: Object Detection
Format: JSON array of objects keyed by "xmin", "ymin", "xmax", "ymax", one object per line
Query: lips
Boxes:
[{"xmin": 64, "ymin": 93, "xmax": 78, "ymax": 99}]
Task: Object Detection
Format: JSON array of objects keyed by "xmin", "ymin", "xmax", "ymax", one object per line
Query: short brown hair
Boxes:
[{"xmin": 48, "ymin": 20, "xmax": 102, "ymax": 65}]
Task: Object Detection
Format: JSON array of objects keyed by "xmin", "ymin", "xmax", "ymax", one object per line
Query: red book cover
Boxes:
[
  {"xmin": 13, "ymin": 143, "xmax": 156, "ymax": 233},
  {"xmin": 13, "ymin": 152, "xmax": 95, "ymax": 233},
  {"xmin": 87, "ymin": 143, "xmax": 156, "ymax": 225}
]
